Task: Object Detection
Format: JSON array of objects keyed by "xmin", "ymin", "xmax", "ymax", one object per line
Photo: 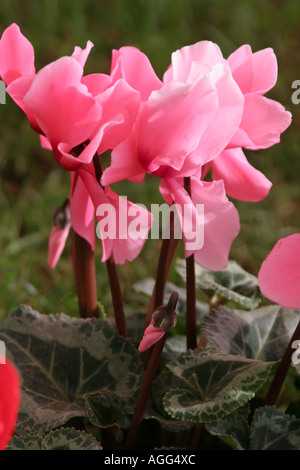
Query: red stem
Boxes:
[
  {"xmin": 92, "ymin": 153, "xmax": 127, "ymax": 337},
  {"xmin": 264, "ymin": 320, "xmax": 300, "ymax": 406},
  {"xmin": 71, "ymin": 228, "xmax": 99, "ymax": 318},
  {"xmin": 184, "ymin": 177, "xmax": 197, "ymax": 350}
]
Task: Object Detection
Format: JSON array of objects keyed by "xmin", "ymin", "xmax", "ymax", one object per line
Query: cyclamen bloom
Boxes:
[
  {"xmin": 0, "ymin": 24, "xmax": 153, "ymax": 267},
  {"xmin": 258, "ymin": 234, "xmax": 300, "ymax": 309},
  {"xmin": 0, "ymin": 24, "xmax": 141, "ymax": 171},
  {"xmin": 102, "ymin": 44, "xmax": 243, "ymax": 271},
  {"xmin": 207, "ymin": 44, "xmax": 292, "ymax": 202},
  {"xmin": 0, "ymin": 357, "xmax": 20, "ymax": 450}
]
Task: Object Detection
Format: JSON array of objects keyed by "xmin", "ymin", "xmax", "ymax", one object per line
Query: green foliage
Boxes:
[
  {"xmin": 8, "ymin": 428, "xmax": 102, "ymax": 450},
  {"xmin": 177, "ymin": 259, "xmax": 262, "ymax": 309},
  {"xmin": 163, "ymin": 350, "xmax": 273, "ymax": 423},
  {"xmin": 0, "ymin": 305, "xmax": 143, "ymax": 435}
]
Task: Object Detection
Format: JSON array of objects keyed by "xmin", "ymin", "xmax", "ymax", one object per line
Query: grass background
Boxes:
[{"xmin": 0, "ymin": 0, "xmax": 299, "ymax": 319}]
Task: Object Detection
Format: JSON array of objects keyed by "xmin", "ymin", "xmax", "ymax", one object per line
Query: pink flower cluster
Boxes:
[{"xmin": 0, "ymin": 24, "xmax": 291, "ymax": 274}]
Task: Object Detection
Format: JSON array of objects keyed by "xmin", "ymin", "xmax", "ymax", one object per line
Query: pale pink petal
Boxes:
[
  {"xmin": 40, "ymin": 134, "xmax": 52, "ymax": 150},
  {"xmin": 162, "ymin": 178, "xmax": 203, "ymax": 254},
  {"xmin": 48, "ymin": 225, "xmax": 70, "ymax": 268},
  {"xmin": 111, "ymin": 46, "xmax": 162, "ymax": 100},
  {"xmin": 23, "ymin": 57, "xmax": 102, "ymax": 164},
  {"xmin": 187, "ymin": 62, "xmax": 244, "ymax": 166},
  {"xmin": 138, "ymin": 321, "xmax": 165, "ymax": 352},
  {"xmin": 228, "ymin": 45, "xmax": 278, "ymax": 95},
  {"xmin": 78, "ymin": 168, "xmax": 153, "ymax": 264},
  {"xmin": 210, "ymin": 148, "xmax": 272, "ymax": 202},
  {"xmin": 6, "ymin": 75, "xmax": 39, "ymax": 131},
  {"xmin": 96, "ymin": 78, "xmax": 140, "ymax": 154},
  {"xmin": 163, "ymin": 41, "xmax": 224, "ymax": 83},
  {"xmin": 56, "ymin": 126, "xmax": 104, "ymax": 171},
  {"xmin": 191, "ymin": 178, "xmax": 240, "ymax": 271},
  {"xmin": 0, "ymin": 23, "xmax": 35, "ymax": 85},
  {"xmin": 229, "ymin": 94, "xmax": 292, "ymax": 150},
  {"xmin": 70, "ymin": 172, "xmax": 96, "ymax": 251},
  {"xmin": 137, "ymin": 76, "xmax": 218, "ymax": 172},
  {"xmin": 106, "ymin": 188, "xmax": 153, "ymax": 264},
  {"xmin": 258, "ymin": 234, "xmax": 300, "ymax": 308},
  {"xmin": 76, "ymin": 169, "xmax": 114, "ymax": 262},
  {"xmin": 101, "ymin": 129, "xmax": 146, "ymax": 186},
  {"xmin": 71, "ymin": 40, "xmax": 94, "ymax": 68},
  {"xmin": 163, "ymin": 178, "xmax": 240, "ymax": 271},
  {"xmin": 81, "ymin": 73, "xmax": 112, "ymax": 97}
]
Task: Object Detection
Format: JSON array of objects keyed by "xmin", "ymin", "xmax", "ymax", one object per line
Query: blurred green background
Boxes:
[{"xmin": 0, "ymin": 0, "xmax": 299, "ymax": 318}]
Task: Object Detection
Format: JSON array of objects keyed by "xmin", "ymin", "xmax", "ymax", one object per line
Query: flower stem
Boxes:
[
  {"xmin": 146, "ymin": 210, "xmax": 178, "ymax": 326},
  {"xmin": 264, "ymin": 320, "xmax": 300, "ymax": 406},
  {"xmin": 105, "ymin": 254, "xmax": 127, "ymax": 337},
  {"xmin": 184, "ymin": 177, "xmax": 197, "ymax": 350},
  {"xmin": 125, "ymin": 333, "xmax": 167, "ymax": 449},
  {"xmin": 92, "ymin": 153, "xmax": 127, "ymax": 337},
  {"xmin": 71, "ymin": 228, "xmax": 98, "ymax": 318}
]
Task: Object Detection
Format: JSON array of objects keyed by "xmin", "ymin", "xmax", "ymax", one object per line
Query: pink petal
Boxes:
[
  {"xmin": 0, "ymin": 357, "xmax": 20, "ymax": 450},
  {"xmin": 163, "ymin": 178, "xmax": 240, "ymax": 271},
  {"xmin": 23, "ymin": 57, "xmax": 102, "ymax": 166},
  {"xmin": 258, "ymin": 234, "xmax": 300, "ymax": 308},
  {"xmin": 71, "ymin": 40, "xmax": 94, "ymax": 68},
  {"xmin": 56, "ymin": 127, "xmax": 104, "ymax": 171},
  {"xmin": 111, "ymin": 46, "xmax": 162, "ymax": 100},
  {"xmin": 229, "ymin": 94, "xmax": 292, "ymax": 150},
  {"xmin": 0, "ymin": 23, "xmax": 35, "ymax": 85},
  {"xmin": 210, "ymin": 148, "xmax": 272, "ymax": 202},
  {"xmin": 228, "ymin": 45, "xmax": 278, "ymax": 95},
  {"xmin": 48, "ymin": 225, "xmax": 70, "ymax": 268},
  {"xmin": 187, "ymin": 62, "xmax": 244, "ymax": 166},
  {"xmin": 40, "ymin": 134, "xmax": 52, "ymax": 150},
  {"xmin": 70, "ymin": 172, "xmax": 96, "ymax": 251},
  {"xmin": 96, "ymin": 78, "xmax": 140, "ymax": 154},
  {"xmin": 164, "ymin": 41, "xmax": 224, "ymax": 83},
  {"xmin": 76, "ymin": 169, "xmax": 114, "ymax": 262},
  {"xmin": 6, "ymin": 75, "xmax": 39, "ymax": 131},
  {"xmin": 138, "ymin": 321, "xmax": 165, "ymax": 352},
  {"xmin": 137, "ymin": 76, "xmax": 218, "ymax": 172},
  {"xmin": 101, "ymin": 129, "xmax": 146, "ymax": 186},
  {"xmin": 191, "ymin": 178, "xmax": 240, "ymax": 271},
  {"xmin": 106, "ymin": 188, "xmax": 153, "ymax": 264},
  {"xmin": 162, "ymin": 178, "xmax": 204, "ymax": 253},
  {"xmin": 78, "ymin": 168, "xmax": 153, "ymax": 264},
  {"xmin": 81, "ymin": 73, "xmax": 112, "ymax": 97}
]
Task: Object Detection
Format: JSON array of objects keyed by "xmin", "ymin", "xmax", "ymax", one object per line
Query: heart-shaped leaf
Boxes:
[
  {"xmin": 163, "ymin": 350, "xmax": 273, "ymax": 423},
  {"xmin": 202, "ymin": 305, "xmax": 300, "ymax": 361},
  {"xmin": 7, "ymin": 428, "xmax": 102, "ymax": 450},
  {"xmin": 0, "ymin": 305, "xmax": 143, "ymax": 434},
  {"xmin": 176, "ymin": 259, "xmax": 262, "ymax": 309},
  {"xmin": 205, "ymin": 405, "xmax": 251, "ymax": 450},
  {"xmin": 250, "ymin": 407, "xmax": 300, "ymax": 450}
]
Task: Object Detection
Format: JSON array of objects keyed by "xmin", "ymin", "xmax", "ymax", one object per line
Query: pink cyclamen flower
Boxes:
[
  {"xmin": 0, "ymin": 357, "xmax": 20, "ymax": 450},
  {"xmin": 0, "ymin": 24, "xmax": 141, "ymax": 171},
  {"xmin": 258, "ymin": 233, "xmax": 300, "ymax": 309},
  {"xmin": 207, "ymin": 44, "xmax": 292, "ymax": 202},
  {"xmin": 103, "ymin": 43, "xmax": 244, "ymax": 185},
  {"xmin": 101, "ymin": 45, "xmax": 243, "ymax": 271}
]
